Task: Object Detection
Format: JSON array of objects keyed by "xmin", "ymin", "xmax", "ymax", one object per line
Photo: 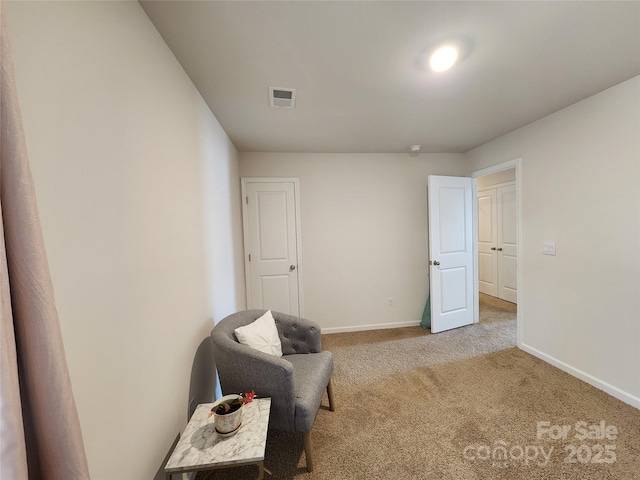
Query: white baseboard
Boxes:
[
  {"xmin": 322, "ymin": 320, "xmax": 421, "ymax": 334},
  {"xmin": 520, "ymin": 343, "xmax": 640, "ymax": 410}
]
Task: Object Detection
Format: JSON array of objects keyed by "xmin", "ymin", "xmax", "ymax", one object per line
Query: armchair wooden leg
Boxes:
[
  {"xmin": 303, "ymin": 431, "xmax": 314, "ymax": 472},
  {"xmin": 327, "ymin": 377, "xmax": 336, "ymax": 412}
]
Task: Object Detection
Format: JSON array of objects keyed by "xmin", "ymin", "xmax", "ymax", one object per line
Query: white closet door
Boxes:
[
  {"xmin": 478, "ymin": 189, "xmax": 498, "ymax": 297},
  {"xmin": 497, "ymin": 184, "xmax": 517, "ymax": 303},
  {"xmin": 242, "ymin": 180, "xmax": 301, "ymax": 315}
]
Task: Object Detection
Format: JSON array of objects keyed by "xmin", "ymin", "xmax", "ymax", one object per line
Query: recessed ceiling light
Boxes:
[
  {"xmin": 417, "ymin": 37, "xmax": 473, "ymax": 74},
  {"xmin": 410, "ymin": 145, "xmax": 421, "ymax": 153},
  {"xmin": 429, "ymin": 46, "xmax": 459, "ymax": 72}
]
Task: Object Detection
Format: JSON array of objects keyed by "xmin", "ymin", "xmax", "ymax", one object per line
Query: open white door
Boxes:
[{"xmin": 428, "ymin": 175, "xmax": 474, "ymax": 333}]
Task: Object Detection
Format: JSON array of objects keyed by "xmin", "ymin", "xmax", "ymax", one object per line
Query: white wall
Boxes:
[
  {"xmin": 6, "ymin": 2, "xmax": 244, "ymax": 478},
  {"xmin": 466, "ymin": 76, "xmax": 640, "ymax": 406},
  {"xmin": 240, "ymin": 152, "xmax": 468, "ymax": 332}
]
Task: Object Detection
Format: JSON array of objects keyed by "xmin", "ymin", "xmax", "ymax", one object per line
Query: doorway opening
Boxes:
[
  {"xmin": 478, "ymin": 292, "xmax": 517, "ymax": 327},
  {"xmin": 471, "ymin": 159, "xmax": 522, "ymax": 346}
]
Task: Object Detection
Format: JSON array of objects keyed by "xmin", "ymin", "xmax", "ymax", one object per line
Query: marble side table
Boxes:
[{"xmin": 165, "ymin": 397, "xmax": 271, "ymax": 480}]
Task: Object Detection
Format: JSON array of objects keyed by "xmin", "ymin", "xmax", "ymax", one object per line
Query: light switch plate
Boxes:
[{"xmin": 542, "ymin": 242, "xmax": 556, "ymax": 256}]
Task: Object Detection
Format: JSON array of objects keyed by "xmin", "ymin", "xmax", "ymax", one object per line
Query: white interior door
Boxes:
[
  {"xmin": 497, "ymin": 184, "xmax": 517, "ymax": 303},
  {"xmin": 477, "ymin": 189, "xmax": 498, "ymax": 297},
  {"xmin": 428, "ymin": 176, "xmax": 474, "ymax": 333},
  {"xmin": 242, "ymin": 179, "xmax": 301, "ymax": 315}
]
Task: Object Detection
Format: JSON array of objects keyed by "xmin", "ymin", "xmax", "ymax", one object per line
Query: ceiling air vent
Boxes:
[{"xmin": 269, "ymin": 87, "xmax": 296, "ymax": 109}]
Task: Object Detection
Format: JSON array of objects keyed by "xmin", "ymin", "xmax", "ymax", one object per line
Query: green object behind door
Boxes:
[{"xmin": 421, "ymin": 295, "xmax": 431, "ymax": 330}]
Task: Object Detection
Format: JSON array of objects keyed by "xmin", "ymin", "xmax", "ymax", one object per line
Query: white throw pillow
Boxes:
[{"xmin": 234, "ymin": 310, "xmax": 283, "ymax": 357}]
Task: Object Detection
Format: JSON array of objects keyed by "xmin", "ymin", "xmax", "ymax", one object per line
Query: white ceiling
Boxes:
[{"xmin": 140, "ymin": 1, "xmax": 640, "ymax": 154}]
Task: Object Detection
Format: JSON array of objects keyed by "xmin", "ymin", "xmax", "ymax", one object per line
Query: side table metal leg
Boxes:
[{"xmin": 254, "ymin": 460, "xmax": 272, "ymax": 479}]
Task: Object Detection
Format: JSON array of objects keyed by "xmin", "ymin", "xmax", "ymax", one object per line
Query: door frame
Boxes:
[
  {"xmin": 471, "ymin": 158, "xmax": 523, "ymax": 347},
  {"xmin": 240, "ymin": 177, "xmax": 304, "ymax": 316}
]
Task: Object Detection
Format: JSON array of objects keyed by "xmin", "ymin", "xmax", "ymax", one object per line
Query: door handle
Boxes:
[
  {"xmin": 491, "ymin": 247, "xmax": 497, "ymax": 251},
  {"xmin": 289, "ymin": 265, "xmax": 296, "ymax": 271},
  {"xmin": 433, "ymin": 261, "xmax": 440, "ymax": 266},
  {"xmin": 497, "ymin": 248, "xmax": 503, "ymax": 251}
]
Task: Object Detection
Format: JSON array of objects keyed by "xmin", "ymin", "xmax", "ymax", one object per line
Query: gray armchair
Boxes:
[{"xmin": 210, "ymin": 310, "xmax": 335, "ymax": 472}]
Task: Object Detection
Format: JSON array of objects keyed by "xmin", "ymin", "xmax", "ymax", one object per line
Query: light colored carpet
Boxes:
[
  {"xmin": 200, "ymin": 296, "xmax": 640, "ymax": 479},
  {"xmin": 326, "ymin": 294, "xmax": 516, "ymax": 386}
]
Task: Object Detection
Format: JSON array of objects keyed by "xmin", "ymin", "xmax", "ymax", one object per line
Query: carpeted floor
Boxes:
[{"xmin": 200, "ymin": 296, "xmax": 640, "ymax": 479}]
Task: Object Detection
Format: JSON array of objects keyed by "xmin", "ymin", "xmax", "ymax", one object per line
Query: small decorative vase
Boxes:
[{"xmin": 212, "ymin": 394, "xmax": 243, "ymax": 435}]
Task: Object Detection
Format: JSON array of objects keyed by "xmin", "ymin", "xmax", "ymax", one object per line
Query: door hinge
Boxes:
[
  {"xmin": 245, "ymin": 196, "xmax": 249, "ymax": 205},
  {"xmin": 248, "ymin": 254, "xmax": 251, "ymax": 262}
]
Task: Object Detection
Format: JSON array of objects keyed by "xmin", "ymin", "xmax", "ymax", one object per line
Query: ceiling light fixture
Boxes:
[{"xmin": 429, "ymin": 45, "xmax": 459, "ymax": 72}]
